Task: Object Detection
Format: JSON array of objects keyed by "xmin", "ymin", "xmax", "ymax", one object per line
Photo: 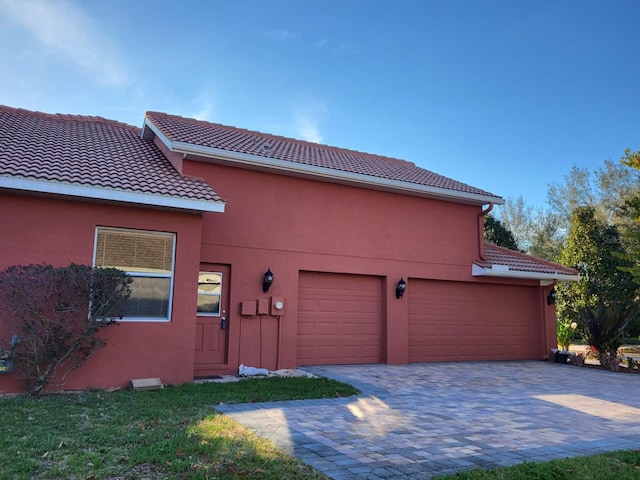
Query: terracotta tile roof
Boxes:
[
  {"xmin": 0, "ymin": 106, "xmax": 224, "ymax": 208},
  {"xmin": 479, "ymin": 243, "xmax": 579, "ymax": 277},
  {"xmin": 145, "ymin": 111, "xmax": 502, "ymax": 202}
]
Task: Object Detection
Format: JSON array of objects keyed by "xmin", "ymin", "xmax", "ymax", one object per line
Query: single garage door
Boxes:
[
  {"xmin": 298, "ymin": 272, "xmax": 382, "ymax": 365},
  {"xmin": 408, "ymin": 279, "xmax": 538, "ymax": 362}
]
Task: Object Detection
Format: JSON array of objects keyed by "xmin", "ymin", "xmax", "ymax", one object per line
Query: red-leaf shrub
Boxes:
[{"xmin": 0, "ymin": 264, "xmax": 131, "ymax": 395}]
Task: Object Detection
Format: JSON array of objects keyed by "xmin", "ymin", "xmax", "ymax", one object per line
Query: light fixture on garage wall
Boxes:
[
  {"xmin": 263, "ymin": 268, "xmax": 274, "ymax": 293},
  {"xmin": 396, "ymin": 278, "xmax": 407, "ymax": 299},
  {"xmin": 547, "ymin": 288, "xmax": 556, "ymax": 305}
]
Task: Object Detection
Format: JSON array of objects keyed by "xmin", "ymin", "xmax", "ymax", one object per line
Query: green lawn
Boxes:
[
  {"xmin": 0, "ymin": 377, "xmax": 357, "ymax": 479},
  {"xmin": 1, "ymin": 376, "xmax": 639, "ymax": 479},
  {"xmin": 436, "ymin": 450, "xmax": 640, "ymax": 479}
]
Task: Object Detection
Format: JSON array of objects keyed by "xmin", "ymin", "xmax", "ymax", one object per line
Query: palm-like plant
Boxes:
[{"xmin": 579, "ymin": 300, "xmax": 639, "ymax": 368}]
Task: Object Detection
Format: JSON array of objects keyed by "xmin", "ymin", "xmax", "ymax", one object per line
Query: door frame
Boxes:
[{"xmin": 194, "ymin": 263, "xmax": 231, "ymax": 377}]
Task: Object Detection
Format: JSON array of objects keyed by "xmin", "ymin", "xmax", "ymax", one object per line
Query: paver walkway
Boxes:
[{"xmin": 214, "ymin": 362, "xmax": 640, "ymax": 479}]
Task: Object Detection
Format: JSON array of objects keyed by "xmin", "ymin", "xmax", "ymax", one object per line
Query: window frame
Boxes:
[
  {"xmin": 197, "ymin": 271, "xmax": 223, "ymax": 317},
  {"xmin": 93, "ymin": 226, "xmax": 176, "ymax": 322}
]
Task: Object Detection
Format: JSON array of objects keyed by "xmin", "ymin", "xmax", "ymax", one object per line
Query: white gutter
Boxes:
[
  {"xmin": 472, "ymin": 263, "xmax": 581, "ymax": 285},
  {"xmin": 0, "ymin": 176, "xmax": 226, "ymax": 213},
  {"xmin": 143, "ymin": 119, "xmax": 504, "ymax": 206}
]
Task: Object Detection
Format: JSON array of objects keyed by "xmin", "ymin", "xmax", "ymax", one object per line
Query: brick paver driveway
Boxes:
[{"xmin": 215, "ymin": 362, "xmax": 640, "ymax": 479}]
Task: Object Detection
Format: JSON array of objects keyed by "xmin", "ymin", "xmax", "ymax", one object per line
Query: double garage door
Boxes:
[
  {"xmin": 408, "ymin": 279, "xmax": 538, "ymax": 362},
  {"xmin": 297, "ymin": 273, "xmax": 538, "ymax": 366}
]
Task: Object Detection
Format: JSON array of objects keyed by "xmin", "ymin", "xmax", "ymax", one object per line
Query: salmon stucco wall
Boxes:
[
  {"xmin": 0, "ymin": 193, "xmax": 204, "ymax": 394},
  {"xmin": 542, "ymin": 285, "xmax": 559, "ymax": 360},
  {"xmin": 190, "ymin": 162, "xmax": 482, "ymax": 267},
  {"xmin": 184, "ymin": 160, "xmax": 544, "ymax": 372}
]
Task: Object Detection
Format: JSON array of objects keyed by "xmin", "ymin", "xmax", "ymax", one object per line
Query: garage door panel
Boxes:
[
  {"xmin": 360, "ymin": 301, "xmax": 380, "ymax": 313},
  {"xmin": 340, "ymin": 323, "xmax": 364, "ymax": 336},
  {"xmin": 316, "ymin": 347, "xmax": 338, "ymax": 360},
  {"xmin": 352, "ymin": 325, "xmax": 379, "ymax": 336},
  {"xmin": 298, "ymin": 300, "xmax": 317, "ymax": 314},
  {"xmin": 316, "ymin": 323, "xmax": 338, "ymax": 335},
  {"xmin": 298, "ymin": 323, "xmax": 315, "ymax": 336},
  {"xmin": 298, "ymin": 272, "xmax": 382, "ymax": 366},
  {"xmin": 319, "ymin": 299, "xmax": 338, "ymax": 312},
  {"xmin": 339, "ymin": 301, "xmax": 361, "ymax": 312},
  {"xmin": 409, "ymin": 279, "xmax": 537, "ymax": 362}
]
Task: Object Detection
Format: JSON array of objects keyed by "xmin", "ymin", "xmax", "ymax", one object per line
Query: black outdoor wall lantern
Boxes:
[
  {"xmin": 547, "ymin": 288, "xmax": 556, "ymax": 305},
  {"xmin": 396, "ymin": 278, "xmax": 407, "ymax": 299},
  {"xmin": 263, "ymin": 268, "xmax": 274, "ymax": 293}
]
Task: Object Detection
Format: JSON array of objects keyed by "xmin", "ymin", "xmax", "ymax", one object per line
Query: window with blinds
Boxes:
[{"xmin": 94, "ymin": 227, "xmax": 175, "ymax": 321}]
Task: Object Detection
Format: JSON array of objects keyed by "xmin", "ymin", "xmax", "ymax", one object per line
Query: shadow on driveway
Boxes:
[{"xmin": 215, "ymin": 361, "xmax": 640, "ymax": 479}]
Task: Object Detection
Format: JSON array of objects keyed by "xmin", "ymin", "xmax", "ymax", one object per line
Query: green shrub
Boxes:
[
  {"xmin": 579, "ymin": 300, "xmax": 640, "ymax": 368},
  {"xmin": 556, "ymin": 320, "xmax": 578, "ymax": 351}
]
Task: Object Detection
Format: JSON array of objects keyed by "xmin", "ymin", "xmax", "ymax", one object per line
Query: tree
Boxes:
[
  {"xmin": 598, "ymin": 158, "xmax": 640, "ymax": 225},
  {"xmin": 621, "ymin": 148, "xmax": 640, "ymax": 170},
  {"xmin": 498, "ymin": 196, "xmax": 564, "ymax": 261},
  {"xmin": 497, "ymin": 196, "xmax": 534, "ymax": 252},
  {"xmin": 527, "ymin": 210, "xmax": 564, "ymax": 262},
  {"xmin": 547, "ymin": 160, "xmax": 640, "ymax": 228},
  {"xmin": 547, "ymin": 164, "xmax": 599, "ymax": 223},
  {"xmin": 618, "ymin": 148, "xmax": 640, "ymax": 289},
  {"xmin": 0, "ymin": 264, "xmax": 131, "ymax": 395},
  {"xmin": 556, "ymin": 207, "xmax": 638, "ymax": 331},
  {"xmin": 497, "ymin": 158, "xmax": 640, "ymax": 263},
  {"xmin": 484, "ymin": 214, "xmax": 519, "ymax": 250},
  {"xmin": 617, "ymin": 195, "xmax": 640, "ymax": 287}
]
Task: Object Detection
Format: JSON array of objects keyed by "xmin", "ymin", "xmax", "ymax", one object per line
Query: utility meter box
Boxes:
[
  {"xmin": 270, "ymin": 296, "xmax": 285, "ymax": 316},
  {"xmin": 257, "ymin": 298, "xmax": 269, "ymax": 315},
  {"xmin": 240, "ymin": 301, "xmax": 257, "ymax": 316}
]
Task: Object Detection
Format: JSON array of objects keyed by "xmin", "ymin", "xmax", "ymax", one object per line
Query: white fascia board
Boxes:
[
  {"xmin": 0, "ymin": 176, "xmax": 225, "ymax": 213},
  {"xmin": 472, "ymin": 263, "xmax": 581, "ymax": 284},
  {"xmin": 177, "ymin": 142, "xmax": 505, "ymax": 205},
  {"xmin": 142, "ymin": 120, "xmax": 172, "ymax": 147},
  {"xmin": 142, "ymin": 119, "xmax": 504, "ymax": 206}
]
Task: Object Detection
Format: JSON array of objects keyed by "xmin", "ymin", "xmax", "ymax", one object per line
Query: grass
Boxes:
[
  {"xmin": 3, "ymin": 377, "xmax": 640, "ymax": 480},
  {"xmin": 0, "ymin": 376, "xmax": 358, "ymax": 479},
  {"xmin": 436, "ymin": 450, "xmax": 640, "ymax": 479}
]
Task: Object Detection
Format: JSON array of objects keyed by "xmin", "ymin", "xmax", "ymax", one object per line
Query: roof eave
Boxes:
[
  {"xmin": 472, "ymin": 263, "xmax": 581, "ymax": 286},
  {"xmin": 143, "ymin": 118, "xmax": 503, "ymax": 206},
  {"xmin": 0, "ymin": 176, "xmax": 226, "ymax": 213}
]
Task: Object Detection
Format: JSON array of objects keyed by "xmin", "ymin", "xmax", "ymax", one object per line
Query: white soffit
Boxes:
[
  {"xmin": 472, "ymin": 263, "xmax": 581, "ymax": 285},
  {"xmin": 0, "ymin": 176, "xmax": 226, "ymax": 213}
]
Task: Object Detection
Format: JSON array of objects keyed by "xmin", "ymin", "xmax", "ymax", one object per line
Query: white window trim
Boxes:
[
  {"xmin": 197, "ymin": 271, "xmax": 223, "ymax": 317},
  {"xmin": 93, "ymin": 227, "xmax": 176, "ymax": 322}
]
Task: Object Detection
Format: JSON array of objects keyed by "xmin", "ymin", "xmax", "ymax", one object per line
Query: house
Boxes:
[{"xmin": 0, "ymin": 105, "xmax": 579, "ymax": 393}]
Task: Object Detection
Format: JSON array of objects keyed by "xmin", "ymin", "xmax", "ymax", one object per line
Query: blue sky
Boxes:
[{"xmin": 1, "ymin": 0, "xmax": 639, "ymax": 209}]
